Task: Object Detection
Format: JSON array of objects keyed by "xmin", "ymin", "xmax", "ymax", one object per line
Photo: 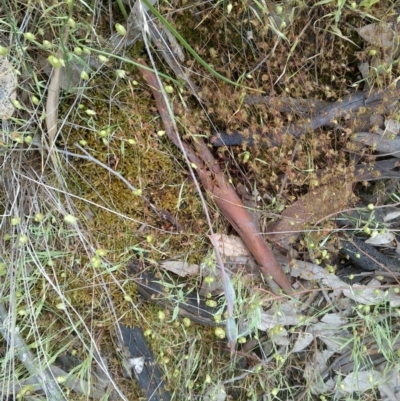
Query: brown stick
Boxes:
[{"xmin": 138, "ymin": 60, "xmax": 292, "ymax": 292}]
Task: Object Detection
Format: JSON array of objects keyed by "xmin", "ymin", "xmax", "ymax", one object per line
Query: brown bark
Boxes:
[{"xmin": 138, "ymin": 60, "xmax": 292, "ymax": 293}]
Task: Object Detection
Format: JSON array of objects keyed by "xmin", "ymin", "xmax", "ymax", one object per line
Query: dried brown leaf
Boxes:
[
  {"xmin": 209, "ymin": 234, "xmax": 251, "ymax": 258},
  {"xmin": 160, "ymin": 261, "xmax": 199, "ymax": 277},
  {"xmin": 357, "ymin": 23, "xmax": 397, "ymax": 49}
]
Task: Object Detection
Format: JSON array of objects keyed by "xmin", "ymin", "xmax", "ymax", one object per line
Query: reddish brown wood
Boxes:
[{"xmin": 138, "ymin": 60, "xmax": 292, "ymax": 293}]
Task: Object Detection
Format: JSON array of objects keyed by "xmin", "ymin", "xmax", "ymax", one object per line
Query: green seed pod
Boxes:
[
  {"xmin": 48, "ymin": 55, "xmax": 63, "ymax": 68},
  {"xmin": 206, "ymin": 300, "xmax": 217, "ymax": 307},
  {"xmin": 18, "ymin": 235, "xmax": 29, "ymax": 245},
  {"xmin": 12, "ymin": 99, "xmax": 22, "ymax": 109},
  {"xmin": 24, "ymin": 136, "xmax": 33, "ymax": 144},
  {"xmin": 115, "ymin": 23, "xmax": 127, "ymax": 36},
  {"xmin": 24, "ymin": 32, "xmax": 36, "ymax": 42},
  {"xmin": 214, "ymin": 327, "xmax": 225, "ymax": 339},
  {"xmin": 67, "ymin": 18, "xmax": 76, "ymax": 28},
  {"xmin": 98, "ymin": 55, "xmax": 109, "ymax": 63},
  {"xmin": 64, "ymin": 214, "xmax": 78, "ymax": 225},
  {"xmin": 95, "ymin": 249, "xmax": 107, "ymax": 257},
  {"xmin": 91, "ymin": 256, "xmax": 102, "ymax": 268},
  {"xmin": 11, "ymin": 217, "xmax": 21, "ymax": 226},
  {"xmin": 34, "ymin": 213, "xmax": 44, "ymax": 222},
  {"xmin": 80, "ymin": 71, "xmax": 89, "ymax": 80},
  {"xmin": 116, "ymin": 69, "xmax": 126, "ymax": 78},
  {"xmin": 56, "ymin": 303, "xmax": 66, "ymax": 310},
  {"xmin": 363, "ymin": 226, "xmax": 371, "ymax": 235}
]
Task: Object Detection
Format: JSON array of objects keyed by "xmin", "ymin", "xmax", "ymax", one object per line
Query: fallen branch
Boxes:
[
  {"xmin": 137, "ymin": 60, "xmax": 292, "ymax": 293},
  {"xmin": 211, "ymin": 85, "xmax": 400, "ymax": 147}
]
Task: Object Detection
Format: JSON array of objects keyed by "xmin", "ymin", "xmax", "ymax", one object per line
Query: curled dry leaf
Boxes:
[
  {"xmin": 308, "ymin": 322, "xmax": 353, "ymax": 353},
  {"xmin": 358, "ymin": 61, "xmax": 370, "ymax": 81},
  {"xmin": 209, "ymin": 234, "xmax": 251, "ymax": 258},
  {"xmin": 383, "ymin": 210, "xmax": 400, "ymax": 222},
  {"xmin": 270, "ymin": 327, "xmax": 289, "ymax": 346},
  {"xmin": 384, "ymin": 118, "xmax": 400, "ymax": 136},
  {"xmin": 160, "ymin": 260, "xmax": 199, "ymax": 277},
  {"xmin": 0, "ymin": 56, "xmax": 17, "ymax": 120},
  {"xmin": 378, "ymin": 368, "xmax": 400, "ymax": 401},
  {"xmin": 139, "ymin": 59, "xmax": 292, "ymax": 292},
  {"xmin": 357, "ymin": 23, "xmax": 397, "ymax": 50},
  {"xmin": 292, "ymin": 261, "xmax": 400, "ymax": 307},
  {"xmin": 320, "ymin": 312, "xmax": 348, "ymax": 325},
  {"xmin": 257, "ymin": 301, "xmax": 311, "ymax": 331},
  {"xmin": 339, "ymin": 370, "xmax": 383, "ymax": 393},
  {"xmin": 343, "ymin": 282, "xmax": 400, "ymax": 307},
  {"xmin": 353, "ymin": 132, "xmax": 400, "ymax": 158},
  {"xmin": 292, "ymin": 332, "xmax": 313, "ymax": 352},
  {"xmin": 365, "ymin": 231, "xmax": 395, "ymax": 246},
  {"xmin": 291, "ymin": 260, "xmax": 346, "ymax": 293}
]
